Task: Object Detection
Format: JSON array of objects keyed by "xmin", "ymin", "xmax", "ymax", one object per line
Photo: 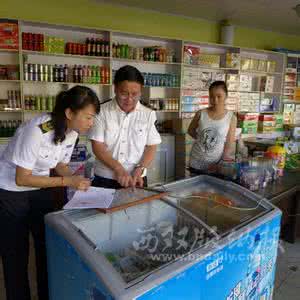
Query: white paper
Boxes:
[{"xmin": 63, "ymin": 187, "xmax": 116, "ymax": 209}]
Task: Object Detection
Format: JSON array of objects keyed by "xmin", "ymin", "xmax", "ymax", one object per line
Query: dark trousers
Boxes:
[
  {"xmin": 0, "ymin": 188, "xmax": 54, "ymax": 300},
  {"xmin": 92, "ymin": 175, "xmax": 148, "ymax": 189}
]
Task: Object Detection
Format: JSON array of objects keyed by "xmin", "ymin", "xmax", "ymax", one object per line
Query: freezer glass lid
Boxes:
[
  {"xmin": 64, "ymin": 200, "xmax": 214, "ymax": 284},
  {"xmin": 162, "ymin": 177, "xmax": 270, "ymax": 235}
]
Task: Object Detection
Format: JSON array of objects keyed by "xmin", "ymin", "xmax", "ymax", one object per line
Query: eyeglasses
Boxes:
[{"xmin": 118, "ymin": 92, "xmax": 141, "ymax": 102}]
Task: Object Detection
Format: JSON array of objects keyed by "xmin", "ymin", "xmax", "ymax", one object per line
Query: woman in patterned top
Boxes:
[{"xmin": 188, "ymin": 81, "xmax": 237, "ymax": 174}]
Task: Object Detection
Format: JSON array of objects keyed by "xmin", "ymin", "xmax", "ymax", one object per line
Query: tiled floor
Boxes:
[
  {"xmin": 273, "ymin": 239, "xmax": 300, "ymax": 300},
  {"xmin": 0, "ymin": 238, "xmax": 299, "ymax": 300}
]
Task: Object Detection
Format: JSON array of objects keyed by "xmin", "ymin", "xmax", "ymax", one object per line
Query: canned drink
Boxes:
[
  {"xmin": 41, "ymin": 96, "xmax": 47, "ymax": 111},
  {"xmin": 36, "ymin": 96, "xmax": 41, "ymax": 110}
]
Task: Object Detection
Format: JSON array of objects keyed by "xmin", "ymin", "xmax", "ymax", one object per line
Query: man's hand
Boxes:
[
  {"xmin": 114, "ymin": 166, "xmax": 133, "ymax": 188},
  {"xmin": 132, "ymin": 167, "xmax": 144, "ymax": 188}
]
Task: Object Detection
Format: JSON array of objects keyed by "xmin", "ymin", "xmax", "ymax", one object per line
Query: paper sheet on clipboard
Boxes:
[{"xmin": 63, "ymin": 187, "xmax": 116, "ymax": 209}]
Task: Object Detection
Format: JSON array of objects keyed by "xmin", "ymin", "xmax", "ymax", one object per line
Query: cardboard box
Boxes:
[
  {"xmin": 0, "ymin": 22, "xmax": 19, "ymax": 49},
  {"xmin": 198, "ymin": 54, "xmax": 220, "ymax": 68},
  {"xmin": 225, "ymin": 53, "xmax": 240, "ymax": 69},
  {"xmin": 267, "ymin": 61, "xmax": 277, "ymax": 73},
  {"xmin": 239, "ymin": 75, "xmax": 252, "ymax": 91},
  {"xmin": 241, "ymin": 58, "xmax": 251, "ymax": 71}
]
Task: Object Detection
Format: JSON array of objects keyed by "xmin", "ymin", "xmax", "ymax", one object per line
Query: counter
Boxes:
[{"xmin": 256, "ymin": 171, "xmax": 300, "ymax": 243}]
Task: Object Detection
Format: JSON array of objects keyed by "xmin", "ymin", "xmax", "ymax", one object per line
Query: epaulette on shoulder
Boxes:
[{"xmin": 39, "ymin": 120, "xmax": 54, "ymax": 134}]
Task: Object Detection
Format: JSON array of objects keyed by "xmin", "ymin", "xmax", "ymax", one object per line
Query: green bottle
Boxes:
[{"xmin": 36, "ymin": 96, "xmax": 41, "ymax": 111}]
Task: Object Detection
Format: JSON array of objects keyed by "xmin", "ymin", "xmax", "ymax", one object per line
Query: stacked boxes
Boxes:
[
  {"xmin": 239, "ymin": 92, "xmax": 260, "ymax": 112},
  {"xmin": 224, "ymin": 53, "xmax": 240, "ymax": 69},
  {"xmin": 241, "ymin": 57, "xmax": 276, "ymax": 73},
  {"xmin": 260, "ymin": 94, "xmax": 280, "ymax": 112},
  {"xmin": 237, "ymin": 113, "xmax": 259, "ymax": 134},
  {"xmin": 226, "ymin": 74, "xmax": 239, "ymax": 91},
  {"xmin": 181, "ymin": 90, "xmax": 209, "ymax": 113},
  {"xmin": 198, "ymin": 54, "xmax": 220, "ymax": 68},
  {"xmin": 183, "ymin": 45, "xmax": 200, "ymax": 65},
  {"xmin": 182, "ymin": 67, "xmax": 200, "ymax": 89},
  {"xmin": 274, "ymin": 114, "xmax": 284, "ymax": 132},
  {"xmin": 258, "ymin": 114, "xmax": 276, "ymax": 133},
  {"xmin": 0, "ymin": 21, "xmax": 19, "ymax": 49},
  {"xmin": 226, "ymin": 92, "xmax": 239, "ymax": 111},
  {"xmin": 239, "ymin": 75, "xmax": 252, "ymax": 92},
  {"xmin": 283, "ymin": 104, "xmax": 295, "ymax": 125},
  {"xmin": 294, "ymin": 104, "xmax": 300, "ymax": 125},
  {"xmin": 260, "ymin": 76, "xmax": 275, "ymax": 93}
]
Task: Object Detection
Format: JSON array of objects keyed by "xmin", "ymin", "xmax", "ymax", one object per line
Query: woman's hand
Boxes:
[{"xmin": 65, "ymin": 176, "xmax": 91, "ymax": 191}]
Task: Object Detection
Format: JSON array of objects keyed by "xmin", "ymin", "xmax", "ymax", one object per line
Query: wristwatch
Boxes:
[{"xmin": 135, "ymin": 164, "xmax": 147, "ymax": 177}]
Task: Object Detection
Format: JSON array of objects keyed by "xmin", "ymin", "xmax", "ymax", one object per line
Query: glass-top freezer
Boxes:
[
  {"xmin": 60, "ymin": 175, "xmax": 273, "ymax": 284},
  {"xmin": 160, "ymin": 176, "xmax": 272, "ymax": 236},
  {"xmin": 63, "ymin": 199, "xmax": 214, "ymax": 284}
]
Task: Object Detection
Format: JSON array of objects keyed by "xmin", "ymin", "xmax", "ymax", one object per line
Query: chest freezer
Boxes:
[{"xmin": 45, "ymin": 175, "xmax": 282, "ymax": 300}]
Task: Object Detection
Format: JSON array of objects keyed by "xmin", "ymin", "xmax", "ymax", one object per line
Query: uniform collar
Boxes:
[{"xmin": 113, "ymin": 97, "xmax": 141, "ymax": 114}]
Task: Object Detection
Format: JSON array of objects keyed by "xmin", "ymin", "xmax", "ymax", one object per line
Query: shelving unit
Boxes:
[{"xmin": 0, "ymin": 18, "xmax": 287, "ymax": 140}]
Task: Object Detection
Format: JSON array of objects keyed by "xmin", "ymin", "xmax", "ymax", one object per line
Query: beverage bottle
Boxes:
[
  {"xmin": 105, "ymin": 41, "xmax": 110, "ymax": 57},
  {"xmin": 105, "ymin": 67, "xmax": 110, "ymax": 84},
  {"xmin": 78, "ymin": 65, "xmax": 83, "ymax": 83},
  {"xmin": 101, "ymin": 40, "xmax": 105, "ymax": 57},
  {"xmin": 112, "ymin": 43, "xmax": 116, "ymax": 57},
  {"xmin": 96, "ymin": 39, "xmax": 101, "ymax": 56},
  {"xmin": 53, "ymin": 64, "xmax": 58, "ymax": 82},
  {"xmin": 100, "ymin": 67, "xmax": 105, "ymax": 84},
  {"xmin": 24, "ymin": 63, "xmax": 29, "ymax": 81},
  {"xmin": 64, "ymin": 64, "xmax": 68, "ymax": 82},
  {"xmin": 116, "ymin": 44, "xmax": 121, "ymax": 58},
  {"xmin": 91, "ymin": 38, "xmax": 96, "ymax": 56},
  {"xmin": 87, "ymin": 66, "xmax": 92, "ymax": 83},
  {"xmin": 86, "ymin": 38, "xmax": 91, "ymax": 56},
  {"xmin": 73, "ymin": 65, "xmax": 78, "ymax": 83},
  {"xmin": 49, "ymin": 65, "xmax": 53, "ymax": 82},
  {"xmin": 96, "ymin": 66, "xmax": 100, "ymax": 83}
]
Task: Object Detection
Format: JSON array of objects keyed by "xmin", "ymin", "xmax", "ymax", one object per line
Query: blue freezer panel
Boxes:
[
  {"xmin": 137, "ymin": 214, "xmax": 281, "ymax": 300},
  {"xmin": 46, "ymin": 225, "xmax": 114, "ymax": 300}
]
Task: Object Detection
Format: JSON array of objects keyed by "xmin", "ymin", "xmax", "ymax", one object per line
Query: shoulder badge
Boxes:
[{"xmin": 39, "ymin": 120, "xmax": 54, "ymax": 133}]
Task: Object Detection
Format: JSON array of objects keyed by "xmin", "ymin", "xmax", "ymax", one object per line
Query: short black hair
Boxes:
[
  {"xmin": 113, "ymin": 65, "xmax": 144, "ymax": 86},
  {"xmin": 209, "ymin": 80, "xmax": 228, "ymax": 96}
]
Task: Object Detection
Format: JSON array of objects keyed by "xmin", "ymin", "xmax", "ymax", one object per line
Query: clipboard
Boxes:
[{"xmin": 97, "ymin": 187, "xmax": 168, "ymax": 214}]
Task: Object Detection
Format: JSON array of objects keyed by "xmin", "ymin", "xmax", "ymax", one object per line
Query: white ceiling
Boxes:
[{"xmin": 95, "ymin": 0, "xmax": 300, "ymax": 36}]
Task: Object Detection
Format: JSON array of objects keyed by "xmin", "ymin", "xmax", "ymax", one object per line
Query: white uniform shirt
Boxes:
[
  {"xmin": 89, "ymin": 99, "xmax": 161, "ymax": 179},
  {"xmin": 0, "ymin": 113, "xmax": 78, "ymax": 192}
]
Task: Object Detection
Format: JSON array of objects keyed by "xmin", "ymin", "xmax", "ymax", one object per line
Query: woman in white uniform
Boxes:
[
  {"xmin": 0, "ymin": 85, "xmax": 100, "ymax": 300},
  {"xmin": 188, "ymin": 81, "xmax": 237, "ymax": 174}
]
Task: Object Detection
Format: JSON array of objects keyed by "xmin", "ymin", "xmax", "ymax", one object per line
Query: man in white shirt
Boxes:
[{"xmin": 89, "ymin": 65, "xmax": 161, "ymax": 189}]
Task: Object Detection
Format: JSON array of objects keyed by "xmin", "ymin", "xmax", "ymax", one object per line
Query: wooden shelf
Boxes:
[
  {"xmin": 240, "ymin": 70, "xmax": 282, "ymax": 76},
  {"xmin": 0, "ymin": 109, "xmax": 22, "ymax": 113},
  {"xmin": 144, "ymin": 86, "xmax": 180, "ymax": 89},
  {"xmin": 22, "ymin": 50, "xmax": 110, "ymax": 60},
  {"xmin": 113, "ymin": 57, "xmax": 181, "ymax": 66},
  {"xmin": 0, "ymin": 48, "xmax": 19, "ymax": 53},
  {"xmin": 0, "ymin": 80, "xmax": 20, "ymax": 83},
  {"xmin": 23, "ymin": 80, "xmax": 111, "ymax": 86},
  {"xmin": 183, "ymin": 64, "xmax": 239, "ymax": 71},
  {"xmin": 0, "ymin": 137, "xmax": 10, "ymax": 144},
  {"xmin": 24, "ymin": 110, "xmax": 52, "ymax": 113}
]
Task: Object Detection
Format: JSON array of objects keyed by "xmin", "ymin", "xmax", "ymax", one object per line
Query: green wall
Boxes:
[{"xmin": 1, "ymin": 0, "xmax": 300, "ymax": 50}]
